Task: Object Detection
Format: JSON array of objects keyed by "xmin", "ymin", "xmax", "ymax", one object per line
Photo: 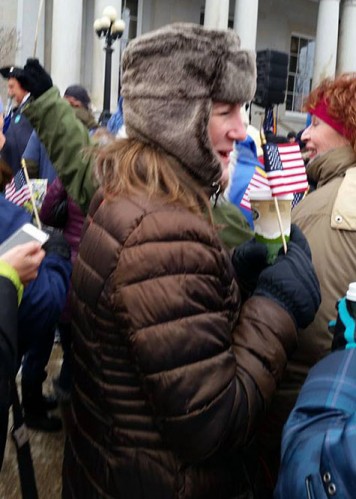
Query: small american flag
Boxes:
[
  {"xmin": 240, "ymin": 167, "xmax": 270, "ymax": 210},
  {"xmin": 263, "ymin": 142, "xmax": 308, "ymax": 197},
  {"xmin": 5, "ymin": 169, "xmax": 31, "ymax": 206}
]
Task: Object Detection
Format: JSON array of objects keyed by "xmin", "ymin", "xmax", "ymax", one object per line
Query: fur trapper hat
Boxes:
[{"xmin": 121, "ymin": 23, "xmax": 256, "ymax": 188}]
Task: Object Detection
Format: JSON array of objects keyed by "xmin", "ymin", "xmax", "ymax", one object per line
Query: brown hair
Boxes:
[
  {"xmin": 303, "ymin": 73, "xmax": 356, "ymax": 152},
  {"xmin": 93, "ymin": 138, "xmax": 212, "ymax": 219}
]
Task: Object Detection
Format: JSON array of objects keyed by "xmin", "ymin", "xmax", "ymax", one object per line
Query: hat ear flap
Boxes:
[{"xmin": 124, "ymin": 96, "xmax": 221, "ymax": 187}]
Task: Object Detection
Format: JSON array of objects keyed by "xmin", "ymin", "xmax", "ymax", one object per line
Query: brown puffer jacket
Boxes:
[{"xmin": 62, "ymin": 191, "xmax": 297, "ymax": 499}]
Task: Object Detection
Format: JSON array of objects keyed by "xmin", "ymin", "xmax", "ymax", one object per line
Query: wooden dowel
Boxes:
[{"xmin": 273, "ymin": 196, "xmax": 287, "ymax": 254}]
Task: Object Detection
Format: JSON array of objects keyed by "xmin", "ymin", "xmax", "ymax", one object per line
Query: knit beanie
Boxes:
[{"xmin": 121, "ymin": 23, "xmax": 256, "ymax": 188}]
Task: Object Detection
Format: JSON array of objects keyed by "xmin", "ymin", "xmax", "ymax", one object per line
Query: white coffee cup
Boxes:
[{"xmin": 249, "ymin": 189, "xmax": 293, "ymax": 263}]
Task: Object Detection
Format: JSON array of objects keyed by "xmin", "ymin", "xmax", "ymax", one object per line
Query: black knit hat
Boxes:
[
  {"xmin": 64, "ymin": 85, "xmax": 91, "ymax": 109},
  {"xmin": 0, "ymin": 66, "xmax": 29, "ymax": 89}
]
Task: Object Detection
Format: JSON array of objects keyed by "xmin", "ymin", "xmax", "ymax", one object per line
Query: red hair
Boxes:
[{"xmin": 303, "ymin": 73, "xmax": 356, "ymax": 152}]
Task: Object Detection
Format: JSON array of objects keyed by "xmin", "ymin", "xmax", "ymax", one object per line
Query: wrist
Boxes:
[{"xmin": 254, "ymin": 285, "xmax": 297, "ymax": 329}]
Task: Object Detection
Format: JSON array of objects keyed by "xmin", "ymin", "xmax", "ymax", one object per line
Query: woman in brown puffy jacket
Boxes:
[{"xmin": 21, "ymin": 24, "xmax": 320, "ymax": 499}]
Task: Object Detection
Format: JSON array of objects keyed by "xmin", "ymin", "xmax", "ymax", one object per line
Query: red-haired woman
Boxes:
[{"xmin": 259, "ymin": 73, "xmax": 356, "ymax": 492}]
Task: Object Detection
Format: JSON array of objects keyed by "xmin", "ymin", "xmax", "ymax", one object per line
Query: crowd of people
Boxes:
[{"xmin": 0, "ymin": 20, "xmax": 355, "ymax": 499}]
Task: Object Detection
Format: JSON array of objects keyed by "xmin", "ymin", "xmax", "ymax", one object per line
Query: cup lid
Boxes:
[
  {"xmin": 346, "ymin": 282, "xmax": 356, "ymax": 301},
  {"xmin": 248, "ymin": 188, "xmax": 294, "ymax": 201}
]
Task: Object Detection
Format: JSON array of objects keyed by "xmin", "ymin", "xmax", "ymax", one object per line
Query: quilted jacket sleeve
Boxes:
[{"xmin": 111, "ymin": 208, "xmax": 297, "ymax": 463}]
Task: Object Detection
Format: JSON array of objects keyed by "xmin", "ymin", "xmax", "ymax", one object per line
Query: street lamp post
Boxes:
[{"xmin": 94, "ymin": 6, "xmax": 125, "ymax": 125}]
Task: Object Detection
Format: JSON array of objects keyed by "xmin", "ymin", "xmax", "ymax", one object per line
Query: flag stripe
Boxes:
[
  {"xmin": 266, "ymin": 167, "xmax": 307, "ymax": 178},
  {"xmin": 279, "ymin": 159, "xmax": 306, "ymax": 168},
  {"xmin": 240, "ymin": 198, "xmax": 251, "ymax": 210},
  {"xmin": 277, "ymin": 144, "xmax": 301, "ymax": 153},
  {"xmin": 271, "ymin": 182, "xmax": 309, "ymax": 195},
  {"xmin": 268, "ymin": 174, "xmax": 309, "ymax": 185},
  {"xmin": 240, "ymin": 168, "xmax": 270, "ymax": 211},
  {"xmin": 279, "ymin": 152, "xmax": 304, "ymax": 161}
]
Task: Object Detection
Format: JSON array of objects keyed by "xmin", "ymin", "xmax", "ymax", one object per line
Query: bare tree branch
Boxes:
[{"xmin": 0, "ymin": 26, "xmax": 19, "ymax": 104}]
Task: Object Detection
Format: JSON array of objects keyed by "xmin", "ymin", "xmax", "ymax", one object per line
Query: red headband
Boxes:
[{"xmin": 311, "ymin": 100, "xmax": 348, "ymax": 138}]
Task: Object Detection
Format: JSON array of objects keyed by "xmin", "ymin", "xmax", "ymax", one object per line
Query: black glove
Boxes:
[
  {"xmin": 289, "ymin": 223, "xmax": 312, "ymax": 259},
  {"xmin": 232, "ymin": 238, "xmax": 268, "ymax": 299},
  {"xmin": 254, "ymin": 240, "xmax": 321, "ymax": 329},
  {"xmin": 22, "ymin": 58, "xmax": 53, "ymax": 99},
  {"xmin": 43, "ymin": 232, "xmax": 71, "ymax": 260},
  {"xmin": 231, "ymin": 224, "xmax": 310, "ymax": 300}
]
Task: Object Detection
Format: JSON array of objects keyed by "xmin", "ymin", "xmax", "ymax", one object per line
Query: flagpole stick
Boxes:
[
  {"xmin": 260, "ymin": 128, "xmax": 287, "ymax": 254},
  {"xmin": 273, "ymin": 197, "xmax": 287, "ymax": 254},
  {"xmin": 33, "ymin": 0, "xmax": 45, "ymax": 58},
  {"xmin": 260, "ymin": 115, "xmax": 265, "ymax": 145},
  {"xmin": 21, "ymin": 159, "xmax": 42, "ymax": 230}
]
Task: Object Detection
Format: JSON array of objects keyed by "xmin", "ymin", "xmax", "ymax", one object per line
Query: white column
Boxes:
[
  {"xmin": 337, "ymin": 0, "xmax": 356, "ymax": 73},
  {"xmin": 312, "ymin": 0, "xmax": 341, "ymax": 88},
  {"xmin": 204, "ymin": 0, "xmax": 229, "ymax": 29},
  {"xmin": 51, "ymin": 0, "xmax": 83, "ymax": 94},
  {"xmin": 92, "ymin": 0, "xmax": 123, "ymax": 114},
  {"xmin": 17, "ymin": 0, "xmax": 46, "ymax": 66},
  {"xmin": 233, "ymin": 0, "xmax": 259, "ymax": 50}
]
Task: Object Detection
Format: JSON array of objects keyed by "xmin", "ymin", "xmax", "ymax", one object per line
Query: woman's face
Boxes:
[
  {"xmin": 301, "ymin": 114, "xmax": 349, "ymax": 161},
  {"xmin": 208, "ymin": 102, "xmax": 247, "ymax": 168}
]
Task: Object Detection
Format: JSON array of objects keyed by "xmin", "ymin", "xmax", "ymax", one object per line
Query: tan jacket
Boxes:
[
  {"xmin": 257, "ymin": 145, "xmax": 356, "ymax": 482},
  {"xmin": 291, "ymin": 146, "xmax": 356, "ymax": 373},
  {"xmin": 63, "ymin": 190, "xmax": 296, "ymax": 499}
]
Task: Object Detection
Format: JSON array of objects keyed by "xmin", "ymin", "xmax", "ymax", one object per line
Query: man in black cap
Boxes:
[{"xmin": 0, "ymin": 66, "xmax": 34, "ymax": 175}]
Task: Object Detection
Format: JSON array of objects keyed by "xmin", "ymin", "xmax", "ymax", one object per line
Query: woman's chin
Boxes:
[{"xmin": 219, "ymin": 155, "xmax": 230, "ymax": 167}]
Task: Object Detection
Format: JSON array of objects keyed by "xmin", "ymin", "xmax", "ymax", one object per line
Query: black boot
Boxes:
[{"xmin": 21, "ymin": 379, "xmax": 62, "ymax": 432}]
